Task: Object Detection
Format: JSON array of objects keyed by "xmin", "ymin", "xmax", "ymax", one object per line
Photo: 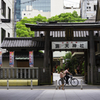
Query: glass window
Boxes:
[
  {"xmin": 1, "ymin": 0, "xmax": 6, "ymax": 17},
  {"xmin": 1, "ymin": 28, "xmax": 6, "ymax": 42},
  {"xmin": 8, "ymin": 7, "xmax": 11, "ymax": 19},
  {"xmin": 87, "ymin": 3, "xmax": 89, "ymax": 5},
  {"xmin": 22, "ymin": 0, "xmax": 51, "ymax": 12},
  {"xmin": 94, "ymin": 5, "xmax": 97, "ymax": 11},
  {"xmin": 8, "ymin": 33, "xmax": 10, "ymax": 37}
]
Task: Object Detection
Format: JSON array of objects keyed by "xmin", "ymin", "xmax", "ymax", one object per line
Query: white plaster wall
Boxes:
[
  {"xmin": 0, "ymin": 0, "xmax": 13, "ymax": 53},
  {"xmin": 51, "ymin": 0, "xmax": 64, "ymax": 17}
]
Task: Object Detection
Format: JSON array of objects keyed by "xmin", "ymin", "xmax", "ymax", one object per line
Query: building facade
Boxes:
[
  {"xmin": 81, "ymin": 0, "xmax": 97, "ymax": 19},
  {"xmin": 15, "ymin": 0, "xmax": 21, "ymax": 20},
  {"xmin": 22, "ymin": 0, "xmax": 80, "ymax": 19},
  {"xmin": 0, "ymin": 0, "xmax": 13, "ymax": 53},
  {"xmin": 22, "ymin": 6, "xmax": 51, "ymax": 19}
]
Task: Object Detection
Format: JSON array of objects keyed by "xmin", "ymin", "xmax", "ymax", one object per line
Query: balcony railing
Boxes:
[{"xmin": 0, "ymin": 67, "xmax": 38, "ymax": 79}]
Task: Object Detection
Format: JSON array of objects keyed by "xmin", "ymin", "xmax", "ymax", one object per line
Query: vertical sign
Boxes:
[
  {"xmin": 0, "ymin": 51, "xmax": 2, "ymax": 67},
  {"xmin": 29, "ymin": 51, "xmax": 34, "ymax": 67},
  {"xmin": 9, "ymin": 52, "xmax": 14, "ymax": 67}
]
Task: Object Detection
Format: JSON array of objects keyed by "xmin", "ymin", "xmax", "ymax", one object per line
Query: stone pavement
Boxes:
[
  {"xmin": 0, "ymin": 89, "xmax": 100, "ymax": 100},
  {"xmin": 0, "ymin": 74, "xmax": 100, "ymax": 100}
]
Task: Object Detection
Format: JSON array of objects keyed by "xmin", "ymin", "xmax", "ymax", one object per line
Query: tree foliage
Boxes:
[
  {"xmin": 48, "ymin": 11, "xmax": 86, "ymax": 22},
  {"xmin": 16, "ymin": 14, "xmax": 47, "ymax": 37},
  {"xmin": 63, "ymin": 51, "xmax": 79, "ymax": 74},
  {"xmin": 16, "ymin": 11, "xmax": 86, "ymax": 37}
]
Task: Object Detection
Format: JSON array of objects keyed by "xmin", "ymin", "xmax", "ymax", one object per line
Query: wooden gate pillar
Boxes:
[
  {"xmin": 41, "ymin": 31, "xmax": 51, "ymax": 84},
  {"xmin": 87, "ymin": 49, "xmax": 91, "ymax": 84},
  {"xmin": 84, "ymin": 50, "xmax": 88, "ymax": 84},
  {"xmin": 44, "ymin": 31, "xmax": 50, "ymax": 68},
  {"xmin": 89, "ymin": 30, "xmax": 95, "ymax": 84}
]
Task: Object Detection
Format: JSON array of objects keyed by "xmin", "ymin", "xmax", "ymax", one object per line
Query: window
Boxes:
[
  {"xmin": 8, "ymin": 7, "xmax": 11, "ymax": 19},
  {"xmin": 89, "ymin": 7, "xmax": 91, "ymax": 9},
  {"xmin": 94, "ymin": 5, "xmax": 97, "ymax": 11},
  {"xmin": 87, "ymin": 3, "xmax": 89, "ymax": 5},
  {"xmin": 8, "ymin": 33, "xmax": 10, "ymax": 37},
  {"xmin": 1, "ymin": 28, "xmax": 6, "ymax": 42},
  {"xmin": 1, "ymin": 0, "xmax": 6, "ymax": 17}
]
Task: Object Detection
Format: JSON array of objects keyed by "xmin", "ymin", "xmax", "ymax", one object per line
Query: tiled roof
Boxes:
[{"xmin": 1, "ymin": 37, "xmax": 44, "ymax": 48}]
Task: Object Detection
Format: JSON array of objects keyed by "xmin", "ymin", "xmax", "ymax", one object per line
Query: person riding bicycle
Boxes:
[{"xmin": 64, "ymin": 67, "xmax": 72, "ymax": 84}]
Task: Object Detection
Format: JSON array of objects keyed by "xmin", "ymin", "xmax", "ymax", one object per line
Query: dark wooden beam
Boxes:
[
  {"xmin": 25, "ymin": 23, "xmax": 100, "ymax": 31},
  {"xmin": 32, "ymin": 37, "xmax": 100, "ymax": 42},
  {"xmin": 2, "ymin": 47, "xmax": 44, "ymax": 51},
  {"xmin": 89, "ymin": 30, "xmax": 95, "ymax": 84},
  {"xmin": 51, "ymin": 37, "xmax": 89, "ymax": 41},
  {"xmin": 44, "ymin": 31, "xmax": 50, "ymax": 68}
]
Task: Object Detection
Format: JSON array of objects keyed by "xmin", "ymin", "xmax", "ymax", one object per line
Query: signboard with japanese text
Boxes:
[
  {"xmin": 29, "ymin": 51, "xmax": 34, "ymax": 67},
  {"xmin": 52, "ymin": 41, "xmax": 88, "ymax": 49},
  {"xmin": 9, "ymin": 52, "xmax": 14, "ymax": 67},
  {"xmin": 0, "ymin": 51, "xmax": 2, "ymax": 67}
]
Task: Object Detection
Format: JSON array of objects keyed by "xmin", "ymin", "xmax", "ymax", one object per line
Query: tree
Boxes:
[
  {"xmin": 16, "ymin": 11, "xmax": 86, "ymax": 37},
  {"xmin": 48, "ymin": 11, "xmax": 86, "ymax": 22},
  {"xmin": 16, "ymin": 14, "xmax": 47, "ymax": 37},
  {"xmin": 16, "ymin": 17, "xmax": 35, "ymax": 37},
  {"xmin": 63, "ymin": 51, "xmax": 78, "ymax": 74}
]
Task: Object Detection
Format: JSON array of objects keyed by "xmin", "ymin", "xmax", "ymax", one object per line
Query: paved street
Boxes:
[
  {"xmin": 0, "ymin": 90, "xmax": 100, "ymax": 100},
  {"xmin": 0, "ymin": 73, "xmax": 100, "ymax": 100}
]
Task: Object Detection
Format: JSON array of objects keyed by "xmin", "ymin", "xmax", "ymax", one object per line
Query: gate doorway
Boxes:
[{"xmin": 52, "ymin": 50, "xmax": 88, "ymax": 84}]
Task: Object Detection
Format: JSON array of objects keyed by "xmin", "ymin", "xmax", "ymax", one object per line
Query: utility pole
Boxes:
[
  {"xmin": 14, "ymin": 0, "xmax": 16, "ymax": 37},
  {"xmin": 12, "ymin": 0, "xmax": 15, "ymax": 37}
]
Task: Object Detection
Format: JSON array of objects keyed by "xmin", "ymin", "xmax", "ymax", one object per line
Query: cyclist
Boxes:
[{"xmin": 64, "ymin": 67, "xmax": 72, "ymax": 84}]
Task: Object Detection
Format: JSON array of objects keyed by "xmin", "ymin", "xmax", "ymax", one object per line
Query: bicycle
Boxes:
[{"xmin": 58, "ymin": 75, "xmax": 79, "ymax": 87}]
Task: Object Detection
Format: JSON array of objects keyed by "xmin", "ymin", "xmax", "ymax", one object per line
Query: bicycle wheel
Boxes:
[
  {"xmin": 58, "ymin": 79, "xmax": 66, "ymax": 86},
  {"xmin": 70, "ymin": 78, "xmax": 79, "ymax": 87}
]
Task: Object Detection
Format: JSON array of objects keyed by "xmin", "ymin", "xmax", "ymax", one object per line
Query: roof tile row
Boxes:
[{"xmin": 1, "ymin": 38, "xmax": 44, "ymax": 48}]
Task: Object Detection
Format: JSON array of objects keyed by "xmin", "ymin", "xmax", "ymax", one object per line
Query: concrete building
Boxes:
[
  {"xmin": 22, "ymin": 6, "xmax": 51, "ymax": 19},
  {"xmin": 81, "ymin": 0, "xmax": 97, "ymax": 19},
  {"xmin": 0, "ymin": 0, "xmax": 13, "ymax": 53},
  {"xmin": 15, "ymin": 0, "xmax": 21, "ymax": 20},
  {"xmin": 51, "ymin": 0, "xmax": 80, "ymax": 17},
  {"xmin": 21, "ymin": 0, "xmax": 51, "ymax": 19},
  {"xmin": 22, "ymin": 0, "xmax": 80, "ymax": 19}
]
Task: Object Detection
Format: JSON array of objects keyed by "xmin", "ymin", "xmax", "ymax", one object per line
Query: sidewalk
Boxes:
[
  {"xmin": 0, "ymin": 89, "xmax": 100, "ymax": 100},
  {"xmin": 0, "ymin": 74, "xmax": 100, "ymax": 100}
]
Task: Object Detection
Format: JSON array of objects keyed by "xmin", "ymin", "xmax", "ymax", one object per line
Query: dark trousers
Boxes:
[{"xmin": 65, "ymin": 74, "xmax": 69, "ymax": 83}]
